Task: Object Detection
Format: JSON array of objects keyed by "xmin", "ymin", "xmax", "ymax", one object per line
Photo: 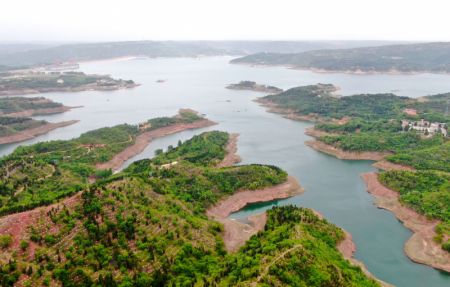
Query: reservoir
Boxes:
[{"xmin": 0, "ymin": 56, "xmax": 449, "ymax": 286}]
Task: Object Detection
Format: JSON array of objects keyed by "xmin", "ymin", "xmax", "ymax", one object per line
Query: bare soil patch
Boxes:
[{"xmin": 361, "ymin": 172, "xmax": 450, "ymax": 273}]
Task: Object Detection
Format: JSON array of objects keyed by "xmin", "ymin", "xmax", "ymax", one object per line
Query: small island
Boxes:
[
  {"xmin": 0, "ymin": 97, "xmax": 78, "ymax": 144},
  {"xmin": 226, "ymin": 80, "xmax": 283, "ymax": 94},
  {"xmin": 0, "ymin": 71, "xmax": 138, "ymax": 96}
]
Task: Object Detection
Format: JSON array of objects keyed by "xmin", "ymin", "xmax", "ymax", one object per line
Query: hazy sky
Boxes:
[{"xmin": 2, "ymin": 0, "xmax": 450, "ymax": 42}]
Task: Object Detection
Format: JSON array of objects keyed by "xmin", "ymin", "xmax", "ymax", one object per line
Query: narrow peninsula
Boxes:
[
  {"xmin": 0, "ymin": 97, "xmax": 78, "ymax": 144},
  {"xmin": 0, "ymin": 71, "xmax": 137, "ymax": 96}
]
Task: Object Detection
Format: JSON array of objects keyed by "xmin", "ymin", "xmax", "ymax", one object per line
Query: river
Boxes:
[{"xmin": 0, "ymin": 56, "xmax": 449, "ymax": 286}]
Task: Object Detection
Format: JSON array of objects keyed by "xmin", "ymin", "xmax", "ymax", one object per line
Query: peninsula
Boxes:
[
  {"xmin": 257, "ymin": 84, "xmax": 450, "ymax": 272},
  {"xmin": 0, "ymin": 128, "xmax": 380, "ymax": 286},
  {"xmin": 226, "ymin": 81, "xmax": 283, "ymax": 94},
  {"xmin": 0, "ymin": 71, "xmax": 137, "ymax": 96},
  {"xmin": 0, "ymin": 97, "xmax": 78, "ymax": 144}
]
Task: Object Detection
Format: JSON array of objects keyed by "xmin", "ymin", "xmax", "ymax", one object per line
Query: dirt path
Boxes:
[
  {"xmin": 0, "ymin": 120, "xmax": 79, "ymax": 144},
  {"xmin": 362, "ymin": 172, "xmax": 450, "ymax": 273},
  {"xmin": 217, "ymin": 133, "xmax": 241, "ymax": 168},
  {"xmin": 251, "ymin": 244, "xmax": 304, "ymax": 285},
  {"xmin": 96, "ymin": 119, "xmax": 216, "ymax": 171}
]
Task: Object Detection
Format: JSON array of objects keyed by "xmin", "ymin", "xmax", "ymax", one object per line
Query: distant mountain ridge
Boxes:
[
  {"xmin": 231, "ymin": 42, "xmax": 450, "ymax": 73},
  {"xmin": 0, "ymin": 40, "xmax": 405, "ymax": 68}
]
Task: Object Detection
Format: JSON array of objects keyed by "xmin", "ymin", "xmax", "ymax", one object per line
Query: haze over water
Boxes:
[{"xmin": 0, "ymin": 56, "xmax": 449, "ymax": 286}]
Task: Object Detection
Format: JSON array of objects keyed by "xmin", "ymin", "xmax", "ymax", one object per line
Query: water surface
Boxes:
[{"xmin": 0, "ymin": 57, "xmax": 449, "ymax": 286}]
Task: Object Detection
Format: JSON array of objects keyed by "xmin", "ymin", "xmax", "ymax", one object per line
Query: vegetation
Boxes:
[
  {"xmin": 0, "ymin": 111, "xmax": 207, "ymax": 215},
  {"xmin": 226, "ymin": 81, "xmax": 283, "ymax": 93},
  {"xmin": 0, "ymin": 130, "xmax": 377, "ymax": 286},
  {"xmin": 0, "ymin": 97, "xmax": 63, "ymax": 116},
  {"xmin": 0, "ymin": 116, "xmax": 48, "ymax": 137},
  {"xmin": 379, "ymin": 170, "xmax": 450, "ymax": 250},
  {"xmin": 266, "ymin": 85, "xmax": 450, "ymax": 253},
  {"xmin": 231, "ymin": 42, "xmax": 450, "ymax": 73},
  {"xmin": 262, "ymin": 85, "xmax": 411, "ymax": 120},
  {"xmin": 0, "ymin": 72, "xmax": 135, "ymax": 95}
]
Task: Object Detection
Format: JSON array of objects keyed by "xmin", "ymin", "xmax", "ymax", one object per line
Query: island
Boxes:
[
  {"xmin": 0, "ymin": 71, "xmax": 138, "ymax": 96},
  {"xmin": 257, "ymin": 84, "xmax": 450, "ymax": 272},
  {"xmin": 231, "ymin": 42, "xmax": 450, "ymax": 74},
  {"xmin": 0, "ymin": 97, "xmax": 79, "ymax": 144},
  {"xmin": 226, "ymin": 81, "xmax": 283, "ymax": 94},
  {"xmin": 0, "ymin": 124, "xmax": 381, "ymax": 286}
]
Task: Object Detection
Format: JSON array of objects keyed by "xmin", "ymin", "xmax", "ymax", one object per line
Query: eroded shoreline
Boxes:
[
  {"xmin": 206, "ymin": 176, "xmax": 303, "ymax": 252},
  {"xmin": 96, "ymin": 119, "xmax": 217, "ymax": 171},
  {"xmin": 0, "ymin": 120, "xmax": 79, "ymax": 145},
  {"xmin": 362, "ymin": 172, "xmax": 450, "ymax": 273}
]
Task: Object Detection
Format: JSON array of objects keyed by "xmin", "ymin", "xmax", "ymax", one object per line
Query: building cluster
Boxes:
[{"xmin": 402, "ymin": 119, "xmax": 448, "ymax": 137}]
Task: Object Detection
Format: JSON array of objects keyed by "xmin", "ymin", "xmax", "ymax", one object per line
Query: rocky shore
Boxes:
[
  {"xmin": 206, "ymin": 176, "xmax": 303, "ymax": 251},
  {"xmin": 0, "ymin": 120, "xmax": 78, "ymax": 145},
  {"xmin": 362, "ymin": 172, "xmax": 450, "ymax": 273},
  {"xmin": 305, "ymin": 140, "xmax": 389, "ymax": 161},
  {"xmin": 217, "ymin": 133, "xmax": 241, "ymax": 168}
]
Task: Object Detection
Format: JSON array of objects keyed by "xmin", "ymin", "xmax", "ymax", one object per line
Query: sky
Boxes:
[{"xmin": 1, "ymin": 0, "xmax": 450, "ymax": 42}]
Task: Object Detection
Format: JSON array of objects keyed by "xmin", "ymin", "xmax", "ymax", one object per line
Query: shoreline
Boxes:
[
  {"xmin": 217, "ymin": 133, "xmax": 241, "ymax": 168},
  {"xmin": 96, "ymin": 119, "xmax": 217, "ymax": 171},
  {"xmin": 0, "ymin": 120, "xmax": 79, "ymax": 145},
  {"xmin": 0, "ymin": 83, "xmax": 139, "ymax": 97},
  {"xmin": 361, "ymin": 172, "xmax": 450, "ymax": 273},
  {"xmin": 305, "ymin": 140, "xmax": 389, "ymax": 161},
  {"xmin": 337, "ymin": 231, "xmax": 394, "ymax": 287},
  {"xmin": 206, "ymin": 176, "xmax": 304, "ymax": 252},
  {"xmin": 231, "ymin": 61, "xmax": 450, "ymax": 76},
  {"xmin": 2, "ymin": 105, "xmax": 80, "ymax": 118}
]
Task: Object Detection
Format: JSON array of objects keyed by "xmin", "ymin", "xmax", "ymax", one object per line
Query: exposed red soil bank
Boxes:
[
  {"xmin": 0, "ymin": 120, "xmax": 79, "ymax": 144},
  {"xmin": 305, "ymin": 140, "xmax": 389, "ymax": 161},
  {"xmin": 217, "ymin": 133, "xmax": 241, "ymax": 168},
  {"xmin": 207, "ymin": 176, "xmax": 304, "ymax": 252},
  {"xmin": 96, "ymin": 119, "xmax": 216, "ymax": 171},
  {"xmin": 362, "ymin": 172, "xmax": 450, "ymax": 273}
]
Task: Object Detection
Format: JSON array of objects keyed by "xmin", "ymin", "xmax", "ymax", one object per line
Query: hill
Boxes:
[
  {"xmin": 231, "ymin": 42, "xmax": 450, "ymax": 73},
  {"xmin": 0, "ymin": 130, "xmax": 379, "ymax": 286},
  {"xmin": 0, "ymin": 40, "xmax": 404, "ymax": 69}
]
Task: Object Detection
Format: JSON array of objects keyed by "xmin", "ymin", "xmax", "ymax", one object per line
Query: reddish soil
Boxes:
[
  {"xmin": 337, "ymin": 230, "xmax": 393, "ymax": 287},
  {"xmin": 217, "ymin": 133, "xmax": 241, "ymax": 168},
  {"xmin": 305, "ymin": 140, "xmax": 389, "ymax": 161},
  {"xmin": 207, "ymin": 176, "xmax": 303, "ymax": 219},
  {"xmin": 0, "ymin": 193, "xmax": 81, "ymax": 260},
  {"xmin": 96, "ymin": 119, "xmax": 216, "ymax": 171},
  {"xmin": 403, "ymin": 108, "xmax": 418, "ymax": 116},
  {"xmin": 372, "ymin": 160, "xmax": 415, "ymax": 171},
  {"xmin": 207, "ymin": 176, "xmax": 304, "ymax": 252},
  {"xmin": 0, "ymin": 120, "xmax": 78, "ymax": 144},
  {"xmin": 361, "ymin": 172, "xmax": 450, "ymax": 273},
  {"xmin": 3, "ymin": 106, "xmax": 74, "ymax": 118}
]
